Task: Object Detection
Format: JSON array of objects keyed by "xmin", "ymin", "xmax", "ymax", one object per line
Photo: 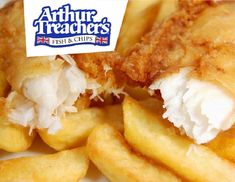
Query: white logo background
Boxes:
[{"xmin": 24, "ymin": 0, "xmax": 127, "ymax": 57}]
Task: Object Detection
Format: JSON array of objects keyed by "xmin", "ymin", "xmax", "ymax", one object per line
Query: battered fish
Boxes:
[
  {"xmin": 122, "ymin": 0, "xmax": 235, "ymax": 143},
  {"xmin": 0, "ymin": 0, "xmax": 126, "ymax": 133}
]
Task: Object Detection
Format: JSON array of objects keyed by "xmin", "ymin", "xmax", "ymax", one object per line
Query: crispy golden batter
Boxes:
[
  {"xmin": 0, "ymin": 5, "xmax": 11, "ymax": 97},
  {"xmin": 1, "ymin": 1, "xmax": 63, "ymax": 92},
  {"xmin": 72, "ymin": 52, "xmax": 126, "ymax": 89},
  {"xmin": 122, "ymin": 0, "xmax": 225, "ymax": 85}
]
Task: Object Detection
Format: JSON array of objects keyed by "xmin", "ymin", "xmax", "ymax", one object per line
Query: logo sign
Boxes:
[{"xmin": 24, "ymin": 0, "xmax": 127, "ymax": 57}]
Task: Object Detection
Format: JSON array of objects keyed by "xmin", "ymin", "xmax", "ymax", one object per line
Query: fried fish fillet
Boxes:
[
  {"xmin": 0, "ymin": 4, "xmax": 10, "ymax": 97},
  {"xmin": 122, "ymin": 0, "xmax": 223, "ymax": 84},
  {"xmin": 0, "ymin": 0, "xmax": 126, "ymax": 133},
  {"xmin": 122, "ymin": 0, "xmax": 235, "ymax": 143}
]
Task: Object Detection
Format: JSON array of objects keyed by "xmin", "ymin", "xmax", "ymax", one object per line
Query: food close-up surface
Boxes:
[{"xmin": 1, "ymin": 0, "xmax": 235, "ymax": 182}]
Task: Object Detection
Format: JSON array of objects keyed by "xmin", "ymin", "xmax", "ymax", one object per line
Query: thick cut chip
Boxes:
[
  {"xmin": 124, "ymin": 86, "xmax": 151, "ymax": 100},
  {"xmin": 38, "ymin": 105, "xmax": 123, "ymax": 151},
  {"xmin": 87, "ymin": 124, "xmax": 181, "ymax": 182},
  {"xmin": 0, "ymin": 147, "xmax": 89, "ymax": 182},
  {"xmin": 0, "ymin": 98, "xmax": 35, "ymax": 152},
  {"xmin": 140, "ymin": 97, "xmax": 164, "ymax": 115},
  {"xmin": 154, "ymin": 0, "xmax": 178, "ymax": 23},
  {"xmin": 116, "ymin": 0, "xmax": 161, "ymax": 55},
  {"xmin": 123, "ymin": 96, "xmax": 235, "ymax": 182},
  {"xmin": 39, "ymin": 97, "xmax": 164, "ymax": 151},
  {"xmin": 207, "ymin": 125, "xmax": 235, "ymax": 162}
]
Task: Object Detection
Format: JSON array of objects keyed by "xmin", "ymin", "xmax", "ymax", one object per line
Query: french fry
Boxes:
[
  {"xmin": 0, "ymin": 98, "xmax": 35, "ymax": 152},
  {"xmin": 38, "ymin": 105, "xmax": 123, "ymax": 151},
  {"xmin": 0, "ymin": 122, "xmax": 35, "ymax": 152},
  {"xmin": 39, "ymin": 97, "xmax": 165, "ymax": 151},
  {"xmin": 104, "ymin": 104, "xmax": 123, "ymax": 132},
  {"xmin": 116, "ymin": 0, "xmax": 161, "ymax": 55},
  {"xmin": 155, "ymin": 0, "xmax": 178, "ymax": 23},
  {"xmin": 207, "ymin": 125, "xmax": 235, "ymax": 162},
  {"xmin": 123, "ymin": 96, "xmax": 235, "ymax": 182},
  {"xmin": 124, "ymin": 86, "xmax": 150, "ymax": 100},
  {"xmin": 38, "ymin": 108, "xmax": 104, "ymax": 151},
  {"xmin": 87, "ymin": 124, "xmax": 181, "ymax": 182},
  {"xmin": 0, "ymin": 147, "xmax": 89, "ymax": 182},
  {"xmin": 140, "ymin": 97, "xmax": 164, "ymax": 115}
]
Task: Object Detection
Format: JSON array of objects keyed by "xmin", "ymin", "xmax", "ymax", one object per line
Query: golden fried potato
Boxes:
[
  {"xmin": 0, "ymin": 147, "xmax": 89, "ymax": 182},
  {"xmin": 140, "ymin": 97, "xmax": 164, "ymax": 115},
  {"xmin": 0, "ymin": 122, "xmax": 35, "ymax": 153},
  {"xmin": 155, "ymin": 0, "xmax": 178, "ymax": 23},
  {"xmin": 116, "ymin": 0, "xmax": 161, "ymax": 55},
  {"xmin": 38, "ymin": 105, "xmax": 123, "ymax": 151},
  {"xmin": 124, "ymin": 86, "xmax": 150, "ymax": 100},
  {"xmin": 207, "ymin": 125, "xmax": 235, "ymax": 162},
  {"xmin": 39, "ymin": 96, "xmax": 168, "ymax": 151},
  {"xmin": 38, "ymin": 108, "xmax": 104, "ymax": 151},
  {"xmin": 0, "ymin": 98, "xmax": 35, "ymax": 152},
  {"xmin": 104, "ymin": 104, "xmax": 123, "ymax": 132},
  {"xmin": 87, "ymin": 124, "xmax": 181, "ymax": 182},
  {"xmin": 123, "ymin": 96, "xmax": 235, "ymax": 182}
]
